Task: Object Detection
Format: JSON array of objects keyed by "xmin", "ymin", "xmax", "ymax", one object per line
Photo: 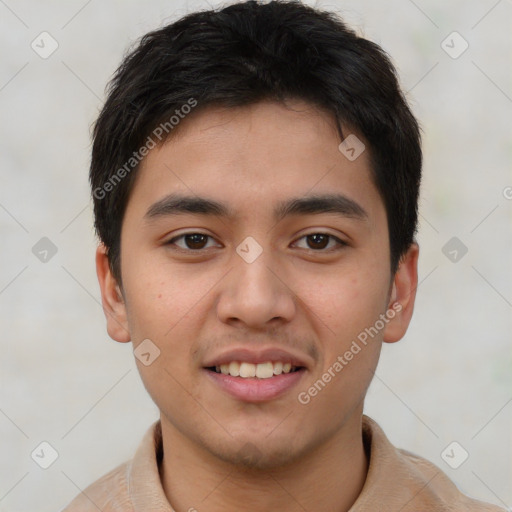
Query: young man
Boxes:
[{"xmin": 64, "ymin": 1, "xmax": 505, "ymax": 510}]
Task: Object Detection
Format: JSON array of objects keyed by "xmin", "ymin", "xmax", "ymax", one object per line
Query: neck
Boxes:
[{"xmin": 159, "ymin": 412, "xmax": 368, "ymax": 512}]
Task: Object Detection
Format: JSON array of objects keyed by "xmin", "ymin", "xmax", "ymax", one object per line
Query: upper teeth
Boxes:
[{"xmin": 215, "ymin": 361, "xmax": 296, "ymax": 379}]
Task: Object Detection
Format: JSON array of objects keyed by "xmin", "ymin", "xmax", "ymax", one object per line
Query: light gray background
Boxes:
[{"xmin": 0, "ymin": 0, "xmax": 511, "ymax": 510}]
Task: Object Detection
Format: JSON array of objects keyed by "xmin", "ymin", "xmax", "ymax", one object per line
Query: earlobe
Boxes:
[
  {"xmin": 382, "ymin": 243, "xmax": 419, "ymax": 344},
  {"xmin": 95, "ymin": 244, "xmax": 131, "ymax": 343}
]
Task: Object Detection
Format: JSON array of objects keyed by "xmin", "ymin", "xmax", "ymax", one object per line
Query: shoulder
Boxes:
[
  {"xmin": 60, "ymin": 420, "xmax": 162, "ymax": 512},
  {"xmin": 359, "ymin": 416, "xmax": 507, "ymax": 512},
  {"xmin": 397, "ymin": 447, "xmax": 506, "ymax": 511},
  {"xmin": 60, "ymin": 460, "xmax": 133, "ymax": 512}
]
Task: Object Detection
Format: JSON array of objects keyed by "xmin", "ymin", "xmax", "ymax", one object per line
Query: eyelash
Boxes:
[{"xmin": 165, "ymin": 232, "xmax": 347, "ymax": 253}]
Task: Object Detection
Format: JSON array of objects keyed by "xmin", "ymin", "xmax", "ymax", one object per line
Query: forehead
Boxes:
[{"xmin": 125, "ymin": 99, "xmax": 385, "ymax": 224}]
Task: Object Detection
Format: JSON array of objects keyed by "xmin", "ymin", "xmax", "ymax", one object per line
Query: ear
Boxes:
[
  {"xmin": 382, "ymin": 243, "xmax": 419, "ymax": 344},
  {"xmin": 95, "ymin": 244, "xmax": 131, "ymax": 343}
]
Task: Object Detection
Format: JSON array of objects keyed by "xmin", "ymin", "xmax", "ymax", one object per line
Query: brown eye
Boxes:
[
  {"xmin": 293, "ymin": 233, "xmax": 346, "ymax": 252},
  {"xmin": 306, "ymin": 234, "xmax": 329, "ymax": 249},
  {"xmin": 183, "ymin": 233, "xmax": 209, "ymax": 249},
  {"xmin": 166, "ymin": 233, "xmax": 219, "ymax": 251}
]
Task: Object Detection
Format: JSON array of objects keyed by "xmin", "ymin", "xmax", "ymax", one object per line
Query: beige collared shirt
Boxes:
[{"xmin": 62, "ymin": 415, "xmax": 506, "ymax": 511}]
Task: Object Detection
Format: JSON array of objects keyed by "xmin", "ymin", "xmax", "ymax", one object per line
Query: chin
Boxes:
[{"xmin": 201, "ymin": 431, "xmax": 312, "ymax": 471}]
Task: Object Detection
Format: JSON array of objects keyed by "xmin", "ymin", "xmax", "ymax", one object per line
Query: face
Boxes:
[{"xmin": 97, "ymin": 99, "xmax": 418, "ymax": 469}]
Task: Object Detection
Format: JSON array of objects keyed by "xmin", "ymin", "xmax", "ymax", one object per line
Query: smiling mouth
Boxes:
[{"xmin": 205, "ymin": 361, "xmax": 304, "ymax": 379}]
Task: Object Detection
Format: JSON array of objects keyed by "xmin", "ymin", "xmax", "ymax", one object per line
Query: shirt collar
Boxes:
[
  {"xmin": 130, "ymin": 419, "xmax": 175, "ymax": 512},
  {"xmin": 128, "ymin": 415, "xmax": 441, "ymax": 511}
]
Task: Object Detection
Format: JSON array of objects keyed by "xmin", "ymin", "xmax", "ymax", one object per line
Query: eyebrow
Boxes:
[{"xmin": 144, "ymin": 193, "xmax": 368, "ymax": 222}]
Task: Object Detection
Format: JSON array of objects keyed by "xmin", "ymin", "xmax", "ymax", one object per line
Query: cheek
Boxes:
[
  {"xmin": 122, "ymin": 257, "xmax": 203, "ymax": 340},
  {"xmin": 122, "ymin": 264, "xmax": 203, "ymax": 414},
  {"xmin": 298, "ymin": 265, "xmax": 388, "ymax": 341},
  {"xmin": 294, "ymin": 270, "xmax": 386, "ymax": 418},
  {"xmin": 121, "ymin": 259, "xmax": 218, "ymax": 390}
]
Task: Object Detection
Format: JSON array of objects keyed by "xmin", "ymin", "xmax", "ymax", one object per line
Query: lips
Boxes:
[
  {"xmin": 202, "ymin": 347, "xmax": 310, "ymax": 402},
  {"xmin": 204, "ymin": 366, "xmax": 306, "ymax": 402}
]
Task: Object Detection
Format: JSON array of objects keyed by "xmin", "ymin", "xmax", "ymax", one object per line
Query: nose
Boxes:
[{"xmin": 216, "ymin": 247, "xmax": 296, "ymax": 329}]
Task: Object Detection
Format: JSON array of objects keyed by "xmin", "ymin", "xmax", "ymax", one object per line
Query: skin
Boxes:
[{"xmin": 96, "ymin": 99, "xmax": 419, "ymax": 512}]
